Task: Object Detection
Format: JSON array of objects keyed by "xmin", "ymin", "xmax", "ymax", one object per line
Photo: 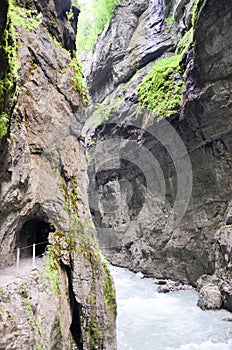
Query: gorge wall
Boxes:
[
  {"xmin": 0, "ymin": 1, "xmax": 116, "ymax": 349},
  {"xmin": 83, "ymin": 0, "xmax": 232, "ymax": 310},
  {"xmin": 0, "ymin": 1, "xmax": 232, "ymax": 348}
]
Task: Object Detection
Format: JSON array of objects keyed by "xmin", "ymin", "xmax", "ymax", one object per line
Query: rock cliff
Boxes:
[
  {"xmin": 83, "ymin": 0, "xmax": 232, "ymax": 310},
  {"xmin": 0, "ymin": 1, "xmax": 116, "ymax": 349}
]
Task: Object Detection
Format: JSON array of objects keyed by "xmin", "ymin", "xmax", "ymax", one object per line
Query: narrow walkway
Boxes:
[{"xmin": 0, "ymin": 257, "xmax": 44, "ymax": 287}]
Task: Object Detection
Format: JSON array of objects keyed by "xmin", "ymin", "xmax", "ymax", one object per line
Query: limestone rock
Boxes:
[
  {"xmin": 0, "ymin": 1, "xmax": 116, "ymax": 349},
  {"xmin": 220, "ymin": 282, "xmax": 232, "ymax": 312},
  {"xmin": 83, "ymin": 0, "xmax": 232, "ymax": 289},
  {"xmin": 197, "ymin": 284, "xmax": 222, "ymax": 310},
  {"xmin": 87, "ymin": 0, "xmax": 173, "ymax": 101},
  {"xmin": 156, "ymin": 279, "xmax": 193, "ymax": 293},
  {"xmin": 0, "ymin": 266, "xmax": 74, "ymax": 350}
]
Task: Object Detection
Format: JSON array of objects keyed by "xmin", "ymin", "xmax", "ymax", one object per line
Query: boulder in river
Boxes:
[{"xmin": 197, "ymin": 283, "xmax": 222, "ymax": 310}]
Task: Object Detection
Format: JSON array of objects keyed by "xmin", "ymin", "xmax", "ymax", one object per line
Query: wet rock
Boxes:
[
  {"xmin": 197, "ymin": 284, "xmax": 222, "ymax": 310},
  {"xmin": 135, "ymin": 271, "xmax": 144, "ymax": 279},
  {"xmin": 87, "ymin": 0, "xmax": 173, "ymax": 100},
  {"xmin": 155, "ymin": 280, "xmax": 167, "ymax": 285},
  {"xmin": 220, "ymin": 282, "xmax": 232, "ymax": 312},
  {"xmin": 84, "ymin": 0, "xmax": 232, "ymax": 288},
  {"xmin": 157, "ymin": 286, "xmax": 170, "ymax": 293},
  {"xmin": 155, "ymin": 278, "xmax": 193, "ymax": 293},
  {"xmin": 0, "ymin": 0, "xmax": 116, "ymax": 349}
]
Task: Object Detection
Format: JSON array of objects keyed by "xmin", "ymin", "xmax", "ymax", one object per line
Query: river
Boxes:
[{"xmin": 110, "ymin": 266, "xmax": 232, "ymax": 350}]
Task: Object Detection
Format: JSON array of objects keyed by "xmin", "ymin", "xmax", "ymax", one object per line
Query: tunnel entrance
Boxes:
[{"xmin": 16, "ymin": 218, "xmax": 54, "ymax": 258}]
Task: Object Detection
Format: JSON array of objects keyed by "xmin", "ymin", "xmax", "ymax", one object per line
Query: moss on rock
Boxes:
[
  {"xmin": 42, "ymin": 245, "xmax": 60, "ymax": 296},
  {"xmin": 0, "ymin": 1, "xmax": 20, "ymax": 141},
  {"xmin": 60, "ymin": 55, "xmax": 89, "ymax": 106},
  {"xmin": 9, "ymin": 0, "xmax": 40, "ymax": 31},
  {"xmin": 102, "ymin": 259, "xmax": 116, "ymax": 317},
  {"xmin": 137, "ymin": 54, "xmax": 184, "ymax": 120}
]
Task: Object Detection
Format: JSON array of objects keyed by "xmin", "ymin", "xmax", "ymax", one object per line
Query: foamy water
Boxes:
[{"xmin": 110, "ymin": 266, "xmax": 232, "ymax": 350}]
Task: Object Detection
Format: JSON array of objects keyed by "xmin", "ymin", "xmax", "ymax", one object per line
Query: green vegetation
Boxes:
[
  {"xmin": 85, "ymin": 149, "xmax": 91, "ymax": 163},
  {"xmin": 68, "ymin": 58, "xmax": 89, "ymax": 105},
  {"xmin": 76, "ymin": 0, "xmax": 119, "ymax": 53},
  {"xmin": 0, "ymin": 0, "xmax": 39, "ymax": 141},
  {"xmin": 18, "ymin": 282, "xmax": 29, "ymax": 297},
  {"xmin": 59, "ymin": 175, "xmax": 116, "ymax": 345},
  {"xmin": 221, "ymin": 224, "xmax": 232, "ymax": 230},
  {"xmin": 0, "ymin": 113, "xmax": 9, "ymax": 139},
  {"xmin": 0, "ymin": 304, "xmax": 3, "ymax": 321},
  {"xmin": 0, "ymin": 0, "xmax": 88, "ymax": 142},
  {"xmin": 34, "ymin": 345, "xmax": 46, "ymax": 350},
  {"xmin": 83, "ymin": 249, "xmax": 116, "ymax": 348},
  {"xmin": 137, "ymin": 54, "xmax": 184, "ymax": 120},
  {"xmin": 59, "ymin": 179, "xmax": 88, "ymax": 248},
  {"xmin": 43, "ymin": 245, "xmax": 60, "ymax": 296},
  {"xmin": 9, "ymin": 1, "xmax": 40, "ymax": 31},
  {"xmin": 60, "ymin": 178, "xmax": 116, "ymax": 330},
  {"xmin": 164, "ymin": 16, "xmax": 175, "ymax": 33},
  {"xmin": 46, "ymin": 30, "xmax": 89, "ymax": 105},
  {"xmin": 48, "ymin": 25, "xmax": 89, "ymax": 104},
  {"xmin": 191, "ymin": 0, "xmax": 207, "ymax": 26},
  {"xmin": 0, "ymin": 2, "xmax": 19, "ymax": 141},
  {"xmin": 176, "ymin": 28, "xmax": 193, "ymax": 54},
  {"xmin": 101, "ymin": 255, "xmax": 116, "ymax": 315},
  {"xmin": 92, "ymin": 97, "xmax": 123, "ymax": 127}
]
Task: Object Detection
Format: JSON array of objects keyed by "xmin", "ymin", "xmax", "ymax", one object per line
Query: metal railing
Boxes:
[{"xmin": 16, "ymin": 241, "xmax": 48, "ymax": 276}]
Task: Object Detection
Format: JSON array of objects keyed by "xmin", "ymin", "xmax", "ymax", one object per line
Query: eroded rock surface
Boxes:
[
  {"xmin": 83, "ymin": 0, "xmax": 232, "ymax": 296},
  {"xmin": 197, "ymin": 283, "xmax": 222, "ymax": 310},
  {"xmin": 0, "ymin": 1, "xmax": 116, "ymax": 349}
]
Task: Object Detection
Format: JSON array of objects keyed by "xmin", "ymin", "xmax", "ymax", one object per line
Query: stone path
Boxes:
[{"xmin": 0, "ymin": 257, "xmax": 44, "ymax": 287}]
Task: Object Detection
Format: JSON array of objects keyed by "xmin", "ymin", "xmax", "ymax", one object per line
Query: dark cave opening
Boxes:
[{"xmin": 16, "ymin": 218, "xmax": 55, "ymax": 258}]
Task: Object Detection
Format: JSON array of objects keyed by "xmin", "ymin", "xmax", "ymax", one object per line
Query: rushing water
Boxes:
[{"xmin": 110, "ymin": 265, "xmax": 232, "ymax": 350}]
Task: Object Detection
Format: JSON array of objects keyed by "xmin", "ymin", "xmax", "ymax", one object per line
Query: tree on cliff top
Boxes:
[{"xmin": 76, "ymin": 0, "xmax": 119, "ymax": 53}]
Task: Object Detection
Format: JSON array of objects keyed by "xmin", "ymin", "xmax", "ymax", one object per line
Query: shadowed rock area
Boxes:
[
  {"xmin": 83, "ymin": 0, "xmax": 232, "ymax": 311},
  {"xmin": 0, "ymin": 0, "xmax": 116, "ymax": 349}
]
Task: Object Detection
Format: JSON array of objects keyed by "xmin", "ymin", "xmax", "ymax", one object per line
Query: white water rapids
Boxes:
[{"xmin": 110, "ymin": 266, "xmax": 232, "ymax": 350}]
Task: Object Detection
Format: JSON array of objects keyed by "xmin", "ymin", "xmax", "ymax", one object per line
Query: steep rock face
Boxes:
[
  {"xmin": 0, "ymin": 264, "xmax": 74, "ymax": 349},
  {"xmin": 0, "ymin": 1, "xmax": 116, "ymax": 349},
  {"xmin": 16, "ymin": 0, "xmax": 79, "ymax": 57},
  {"xmin": 83, "ymin": 0, "xmax": 232, "ymax": 296},
  {"xmin": 87, "ymin": 0, "xmax": 173, "ymax": 101}
]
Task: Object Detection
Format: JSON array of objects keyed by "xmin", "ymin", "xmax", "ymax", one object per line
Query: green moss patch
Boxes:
[
  {"xmin": 164, "ymin": 16, "xmax": 175, "ymax": 33},
  {"xmin": 102, "ymin": 260, "xmax": 116, "ymax": 317},
  {"xmin": 59, "ymin": 55, "xmax": 89, "ymax": 106},
  {"xmin": 0, "ymin": 0, "xmax": 38, "ymax": 141},
  {"xmin": 0, "ymin": 113, "xmax": 9, "ymax": 139},
  {"xmin": 9, "ymin": 0, "xmax": 40, "ymax": 31},
  {"xmin": 91, "ymin": 97, "xmax": 124, "ymax": 128},
  {"xmin": 0, "ymin": 2, "xmax": 20, "ymax": 141},
  {"xmin": 191, "ymin": 0, "xmax": 207, "ymax": 26},
  {"xmin": 176, "ymin": 28, "xmax": 193, "ymax": 54},
  {"xmin": 137, "ymin": 54, "xmax": 184, "ymax": 120},
  {"xmin": 68, "ymin": 58, "xmax": 89, "ymax": 105},
  {"xmin": 42, "ymin": 245, "xmax": 60, "ymax": 296}
]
